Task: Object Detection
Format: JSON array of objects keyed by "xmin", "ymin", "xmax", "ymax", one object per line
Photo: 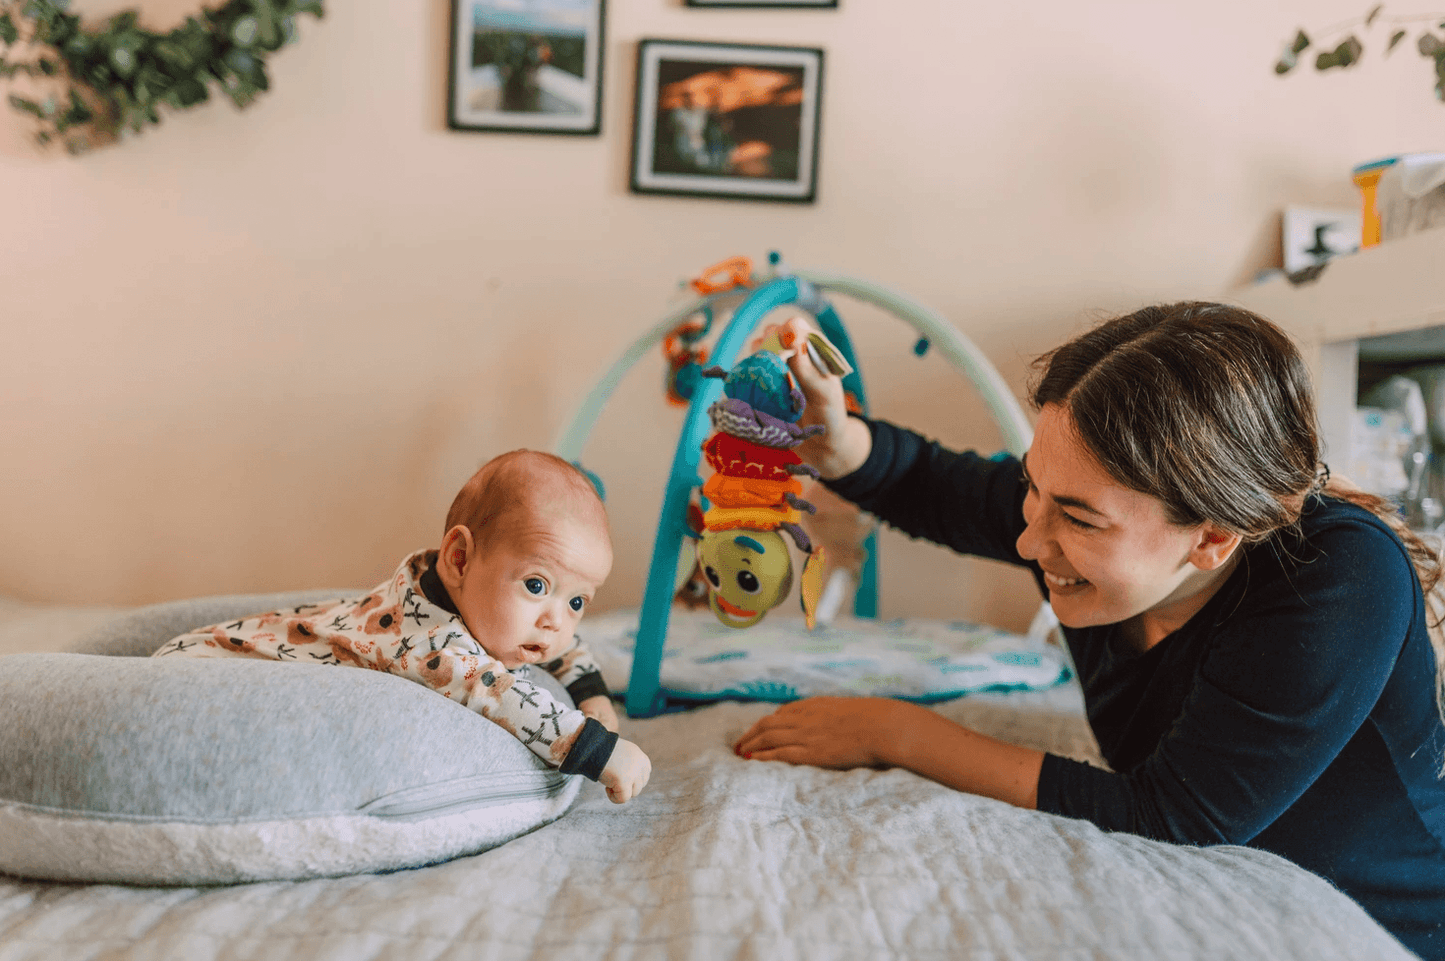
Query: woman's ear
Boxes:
[
  {"xmin": 1191, "ymin": 524, "xmax": 1243, "ymax": 571},
  {"xmin": 438, "ymin": 525, "xmax": 475, "ymax": 591}
]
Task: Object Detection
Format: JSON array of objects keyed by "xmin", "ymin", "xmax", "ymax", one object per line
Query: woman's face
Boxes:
[{"xmin": 1015, "ymin": 403, "xmax": 1230, "ymax": 631}]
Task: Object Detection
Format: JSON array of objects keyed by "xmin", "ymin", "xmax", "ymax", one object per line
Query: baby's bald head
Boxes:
[{"xmin": 444, "ymin": 450, "xmax": 608, "ymax": 554}]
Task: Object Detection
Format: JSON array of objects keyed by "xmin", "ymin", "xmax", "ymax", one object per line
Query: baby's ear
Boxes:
[{"xmin": 438, "ymin": 525, "xmax": 476, "ymax": 586}]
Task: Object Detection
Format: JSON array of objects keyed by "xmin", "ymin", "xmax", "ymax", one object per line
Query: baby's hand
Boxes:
[
  {"xmin": 600, "ymin": 738, "xmax": 651, "ymax": 804},
  {"xmin": 579, "ymin": 695, "xmax": 620, "ymax": 733}
]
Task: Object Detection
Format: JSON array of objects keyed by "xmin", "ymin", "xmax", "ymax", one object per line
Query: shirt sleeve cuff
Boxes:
[
  {"xmin": 558, "ymin": 717, "xmax": 618, "ymax": 781},
  {"xmin": 1035, "ymin": 752, "xmax": 1069, "ymax": 815},
  {"xmin": 820, "ymin": 415, "xmax": 883, "ymax": 499}
]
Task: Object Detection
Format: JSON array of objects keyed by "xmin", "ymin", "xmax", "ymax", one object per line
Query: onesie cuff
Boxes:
[
  {"xmin": 558, "ymin": 717, "xmax": 618, "ymax": 781},
  {"xmin": 566, "ymin": 670, "xmax": 611, "ymax": 706}
]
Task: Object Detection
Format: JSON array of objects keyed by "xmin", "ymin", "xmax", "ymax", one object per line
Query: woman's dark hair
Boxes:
[{"xmin": 1031, "ymin": 301, "xmax": 1445, "ymax": 743}]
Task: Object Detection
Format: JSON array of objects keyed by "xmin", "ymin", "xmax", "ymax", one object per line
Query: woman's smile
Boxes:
[{"xmin": 1043, "ymin": 570, "xmax": 1089, "ymax": 592}]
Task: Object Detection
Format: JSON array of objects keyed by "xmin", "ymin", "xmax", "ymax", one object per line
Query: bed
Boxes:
[{"xmin": 0, "ymin": 594, "xmax": 1417, "ymax": 961}]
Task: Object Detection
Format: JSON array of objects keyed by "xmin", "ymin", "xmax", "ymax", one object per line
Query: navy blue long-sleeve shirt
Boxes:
[{"xmin": 827, "ymin": 417, "xmax": 1445, "ymax": 959}]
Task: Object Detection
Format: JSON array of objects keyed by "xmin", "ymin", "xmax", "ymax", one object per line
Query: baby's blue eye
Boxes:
[
  {"xmin": 569, "ymin": 596, "xmax": 585, "ymax": 612},
  {"xmin": 524, "ymin": 578, "xmax": 546, "ymax": 595}
]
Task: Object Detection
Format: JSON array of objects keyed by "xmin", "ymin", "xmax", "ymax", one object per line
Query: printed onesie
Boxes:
[{"xmin": 153, "ymin": 549, "xmax": 618, "ymax": 780}]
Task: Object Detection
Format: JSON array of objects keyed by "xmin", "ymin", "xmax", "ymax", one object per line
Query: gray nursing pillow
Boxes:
[{"xmin": 0, "ymin": 593, "xmax": 582, "ymax": 885}]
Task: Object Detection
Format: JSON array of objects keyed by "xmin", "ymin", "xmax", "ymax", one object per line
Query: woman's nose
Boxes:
[{"xmin": 1016, "ymin": 507, "xmax": 1049, "ymax": 561}]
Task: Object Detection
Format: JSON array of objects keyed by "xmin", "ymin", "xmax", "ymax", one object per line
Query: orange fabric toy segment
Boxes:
[
  {"xmin": 702, "ymin": 473, "xmax": 803, "ymax": 509},
  {"xmin": 703, "ymin": 433, "xmax": 801, "ymax": 481},
  {"xmin": 703, "ymin": 504, "xmax": 803, "ymax": 532}
]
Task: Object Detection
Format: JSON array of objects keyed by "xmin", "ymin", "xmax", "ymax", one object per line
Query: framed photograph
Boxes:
[
  {"xmin": 685, "ymin": 0, "xmax": 836, "ymax": 7},
  {"xmin": 630, "ymin": 39, "xmax": 824, "ymax": 203},
  {"xmin": 447, "ymin": 0, "xmax": 605, "ymax": 135}
]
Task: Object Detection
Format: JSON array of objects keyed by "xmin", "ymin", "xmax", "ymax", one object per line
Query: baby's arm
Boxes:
[
  {"xmin": 541, "ymin": 635, "xmax": 618, "ymax": 732},
  {"xmin": 393, "ymin": 639, "xmax": 650, "ymax": 802}
]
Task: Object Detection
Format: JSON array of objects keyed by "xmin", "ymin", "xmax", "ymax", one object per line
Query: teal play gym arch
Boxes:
[{"xmin": 555, "ymin": 253, "xmax": 1036, "ymax": 718}]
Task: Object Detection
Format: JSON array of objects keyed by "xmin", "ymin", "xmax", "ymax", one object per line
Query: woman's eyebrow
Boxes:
[{"xmin": 1020, "ymin": 452, "xmax": 1108, "ymax": 518}]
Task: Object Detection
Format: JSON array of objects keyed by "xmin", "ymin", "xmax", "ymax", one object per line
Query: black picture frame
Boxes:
[
  {"xmin": 685, "ymin": 0, "xmax": 836, "ymax": 6},
  {"xmin": 629, "ymin": 39, "xmax": 824, "ymax": 203},
  {"xmin": 447, "ymin": 0, "xmax": 606, "ymax": 135}
]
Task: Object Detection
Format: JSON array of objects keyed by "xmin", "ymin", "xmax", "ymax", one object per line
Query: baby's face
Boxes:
[{"xmin": 452, "ymin": 513, "xmax": 612, "ymax": 670}]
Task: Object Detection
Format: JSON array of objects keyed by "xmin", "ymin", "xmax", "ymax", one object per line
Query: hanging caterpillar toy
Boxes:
[{"xmin": 691, "ymin": 329, "xmax": 835, "ymax": 630}]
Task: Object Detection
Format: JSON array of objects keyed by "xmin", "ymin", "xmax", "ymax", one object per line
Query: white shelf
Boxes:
[
  {"xmin": 1230, "ymin": 227, "xmax": 1445, "ymax": 468},
  {"xmin": 1230, "ymin": 227, "xmax": 1445, "ymax": 348}
]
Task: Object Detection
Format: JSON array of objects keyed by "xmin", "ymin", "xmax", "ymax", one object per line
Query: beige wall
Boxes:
[{"xmin": 3, "ymin": 0, "xmax": 1440, "ymax": 632}]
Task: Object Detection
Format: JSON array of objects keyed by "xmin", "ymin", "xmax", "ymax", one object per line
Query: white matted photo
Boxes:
[
  {"xmin": 447, "ymin": 0, "xmax": 605, "ymax": 135},
  {"xmin": 1282, "ymin": 205, "xmax": 1361, "ymax": 274},
  {"xmin": 629, "ymin": 39, "xmax": 824, "ymax": 203}
]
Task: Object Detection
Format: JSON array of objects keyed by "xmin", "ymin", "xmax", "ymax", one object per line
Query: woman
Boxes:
[{"xmin": 736, "ymin": 303, "xmax": 1445, "ymax": 958}]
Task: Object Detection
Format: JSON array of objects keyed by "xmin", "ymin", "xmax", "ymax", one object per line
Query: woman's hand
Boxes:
[
  {"xmin": 779, "ymin": 316, "xmax": 872, "ymax": 480},
  {"xmin": 733, "ymin": 696, "xmax": 912, "ymax": 769},
  {"xmin": 735, "ymin": 695, "xmax": 1045, "ymax": 809}
]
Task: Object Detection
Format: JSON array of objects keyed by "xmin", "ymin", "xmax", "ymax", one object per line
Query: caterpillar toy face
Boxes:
[{"xmin": 696, "ymin": 529, "xmax": 794, "ymax": 628}]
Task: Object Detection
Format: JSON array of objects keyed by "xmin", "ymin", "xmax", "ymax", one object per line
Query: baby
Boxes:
[{"xmin": 154, "ymin": 449, "xmax": 651, "ymax": 804}]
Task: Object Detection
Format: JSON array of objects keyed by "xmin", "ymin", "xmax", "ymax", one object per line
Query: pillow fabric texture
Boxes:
[{"xmin": 0, "ymin": 592, "xmax": 582, "ymax": 886}]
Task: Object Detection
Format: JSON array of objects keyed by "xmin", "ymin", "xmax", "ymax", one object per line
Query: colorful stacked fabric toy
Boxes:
[{"xmin": 693, "ymin": 346, "xmax": 829, "ymax": 629}]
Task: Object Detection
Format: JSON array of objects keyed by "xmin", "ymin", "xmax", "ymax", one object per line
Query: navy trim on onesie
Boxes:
[
  {"xmin": 419, "ymin": 560, "xmax": 460, "ymax": 615},
  {"xmin": 566, "ymin": 672, "xmax": 611, "ymax": 705},
  {"xmin": 559, "ymin": 718, "xmax": 617, "ymax": 781}
]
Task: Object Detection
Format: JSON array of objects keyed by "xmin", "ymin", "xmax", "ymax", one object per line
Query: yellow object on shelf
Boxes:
[{"xmin": 1352, "ymin": 157, "xmax": 1399, "ymax": 248}]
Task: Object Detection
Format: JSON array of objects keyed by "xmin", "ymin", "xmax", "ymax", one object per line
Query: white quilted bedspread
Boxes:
[{"xmin": 0, "ymin": 602, "xmax": 1417, "ymax": 961}]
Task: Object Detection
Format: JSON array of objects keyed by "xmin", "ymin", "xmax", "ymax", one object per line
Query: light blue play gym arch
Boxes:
[{"xmin": 554, "ymin": 253, "xmax": 1036, "ymax": 718}]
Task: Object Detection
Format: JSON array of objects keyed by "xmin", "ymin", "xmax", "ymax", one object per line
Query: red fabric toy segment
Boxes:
[{"xmin": 703, "ymin": 433, "xmax": 801, "ymax": 481}]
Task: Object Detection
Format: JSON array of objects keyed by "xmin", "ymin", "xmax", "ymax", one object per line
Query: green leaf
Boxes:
[
  {"xmin": 173, "ymin": 76, "xmax": 207, "ymax": 106},
  {"xmin": 63, "ymin": 88, "xmax": 91, "ymax": 122},
  {"xmin": 153, "ymin": 41, "xmax": 194, "ymax": 70},
  {"xmin": 1342, "ymin": 35, "xmax": 1363, "ymax": 65},
  {"xmin": 1317, "ymin": 36, "xmax": 1363, "ymax": 70},
  {"xmin": 0, "ymin": 12, "xmax": 19, "ymax": 45},
  {"xmin": 1421, "ymin": 33, "xmax": 1442, "ymax": 57},
  {"xmin": 1291, "ymin": 29, "xmax": 1311, "ymax": 55},
  {"xmin": 230, "ymin": 15, "xmax": 258, "ymax": 46},
  {"xmin": 1365, "ymin": 4, "xmax": 1383, "ymax": 27},
  {"xmin": 8, "ymin": 93, "xmax": 43, "ymax": 117},
  {"xmin": 110, "ymin": 45, "xmax": 135, "ymax": 76},
  {"xmin": 1387, "ymin": 29, "xmax": 1407, "ymax": 54},
  {"xmin": 251, "ymin": 0, "xmax": 278, "ymax": 49}
]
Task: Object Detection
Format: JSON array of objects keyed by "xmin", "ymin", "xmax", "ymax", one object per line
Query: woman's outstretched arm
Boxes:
[{"xmin": 733, "ymin": 696, "xmax": 1044, "ymax": 809}]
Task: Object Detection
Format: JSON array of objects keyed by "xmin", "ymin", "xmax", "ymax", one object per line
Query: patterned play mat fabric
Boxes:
[{"xmin": 582, "ymin": 610, "xmax": 1071, "ymax": 704}]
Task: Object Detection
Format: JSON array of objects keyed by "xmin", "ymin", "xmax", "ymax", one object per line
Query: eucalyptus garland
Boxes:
[
  {"xmin": 1276, "ymin": 3, "xmax": 1445, "ymax": 102},
  {"xmin": 0, "ymin": 0, "xmax": 322, "ymax": 153}
]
